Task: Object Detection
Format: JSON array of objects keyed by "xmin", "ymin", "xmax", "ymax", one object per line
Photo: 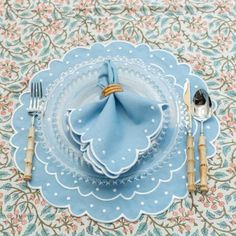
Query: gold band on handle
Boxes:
[{"xmin": 102, "ymin": 84, "xmax": 123, "ymax": 97}]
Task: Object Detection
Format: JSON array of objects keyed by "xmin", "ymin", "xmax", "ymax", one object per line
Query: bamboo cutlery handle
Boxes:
[
  {"xmin": 198, "ymin": 134, "xmax": 208, "ymax": 193},
  {"xmin": 23, "ymin": 126, "xmax": 35, "ymax": 181},
  {"xmin": 187, "ymin": 135, "xmax": 195, "ymax": 192}
]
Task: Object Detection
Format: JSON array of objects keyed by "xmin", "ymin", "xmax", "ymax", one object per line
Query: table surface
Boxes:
[{"xmin": 0, "ymin": 1, "xmax": 235, "ymax": 235}]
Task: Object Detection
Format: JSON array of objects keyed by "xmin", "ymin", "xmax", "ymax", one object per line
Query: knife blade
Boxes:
[
  {"xmin": 183, "ymin": 79, "xmax": 192, "ymax": 133},
  {"xmin": 183, "ymin": 79, "xmax": 195, "ymax": 192}
]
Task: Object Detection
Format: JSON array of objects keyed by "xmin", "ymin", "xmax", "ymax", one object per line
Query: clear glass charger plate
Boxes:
[{"xmin": 37, "ymin": 55, "xmax": 187, "ymax": 199}]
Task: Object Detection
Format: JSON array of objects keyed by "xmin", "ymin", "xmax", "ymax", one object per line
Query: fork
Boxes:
[{"xmin": 23, "ymin": 81, "xmax": 43, "ymax": 181}]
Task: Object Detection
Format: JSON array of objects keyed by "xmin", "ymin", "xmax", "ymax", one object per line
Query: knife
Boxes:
[{"xmin": 183, "ymin": 80, "xmax": 195, "ymax": 192}]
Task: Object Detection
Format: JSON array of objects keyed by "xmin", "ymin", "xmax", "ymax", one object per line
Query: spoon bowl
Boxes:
[{"xmin": 192, "ymin": 89, "xmax": 213, "ymax": 132}]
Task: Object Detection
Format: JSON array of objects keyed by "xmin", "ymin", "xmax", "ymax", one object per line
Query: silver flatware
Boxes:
[
  {"xmin": 192, "ymin": 89, "xmax": 213, "ymax": 193},
  {"xmin": 23, "ymin": 82, "xmax": 43, "ymax": 181},
  {"xmin": 183, "ymin": 80, "xmax": 195, "ymax": 192}
]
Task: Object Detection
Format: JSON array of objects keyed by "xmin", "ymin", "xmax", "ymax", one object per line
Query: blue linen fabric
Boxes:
[{"xmin": 68, "ymin": 61, "xmax": 167, "ymax": 176}]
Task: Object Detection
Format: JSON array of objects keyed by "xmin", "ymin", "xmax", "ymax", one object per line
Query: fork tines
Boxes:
[{"xmin": 29, "ymin": 82, "xmax": 43, "ymax": 112}]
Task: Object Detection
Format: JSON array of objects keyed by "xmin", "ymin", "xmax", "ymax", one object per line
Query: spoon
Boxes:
[{"xmin": 192, "ymin": 89, "xmax": 213, "ymax": 193}]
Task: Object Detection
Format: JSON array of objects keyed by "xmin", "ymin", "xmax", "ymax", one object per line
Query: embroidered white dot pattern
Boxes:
[
  {"xmin": 116, "ymin": 206, "xmax": 120, "ymax": 210},
  {"xmin": 128, "ymin": 148, "xmax": 131, "ymax": 152},
  {"xmin": 140, "ymin": 201, "xmax": 144, "ymax": 205},
  {"xmin": 136, "ymin": 184, "xmax": 140, "ymax": 188},
  {"xmin": 66, "ymin": 197, "xmax": 71, "ymax": 200},
  {"xmin": 152, "ymin": 119, "xmax": 155, "ymax": 123},
  {"xmin": 165, "ymin": 191, "xmax": 169, "ymax": 195},
  {"xmin": 96, "ymin": 187, "xmax": 99, "ymax": 191},
  {"xmin": 90, "ymin": 204, "xmax": 94, "ymax": 208},
  {"xmin": 54, "ymin": 192, "xmax": 58, "ymax": 196},
  {"xmin": 121, "ymin": 157, "xmax": 126, "ymax": 160},
  {"xmin": 144, "ymin": 129, "xmax": 148, "ymax": 133},
  {"xmin": 150, "ymin": 105, "xmax": 155, "ymax": 110},
  {"xmin": 154, "ymin": 200, "xmax": 158, "ymax": 204},
  {"xmin": 46, "ymin": 183, "xmax": 50, "ymax": 186},
  {"xmin": 20, "ymin": 117, "xmax": 24, "ymax": 120},
  {"xmin": 113, "ymin": 188, "xmax": 117, "ymax": 192},
  {"xmin": 78, "ymin": 119, "xmax": 82, "ymax": 123},
  {"xmin": 98, "ymin": 138, "xmax": 102, "ymax": 142},
  {"xmin": 102, "ymin": 209, "xmax": 106, "ymax": 213},
  {"xmin": 111, "ymin": 160, "xmax": 115, "ymax": 164},
  {"xmin": 102, "ymin": 150, "xmax": 106, "ymax": 155}
]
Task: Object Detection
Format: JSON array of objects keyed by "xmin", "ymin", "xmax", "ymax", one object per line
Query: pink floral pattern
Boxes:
[{"xmin": 0, "ymin": 0, "xmax": 235, "ymax": 235}]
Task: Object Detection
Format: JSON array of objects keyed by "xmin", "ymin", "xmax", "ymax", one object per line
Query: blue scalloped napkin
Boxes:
[{"xmin": 68, "ymin": 61, "xmax": 167, "ymax": 177}]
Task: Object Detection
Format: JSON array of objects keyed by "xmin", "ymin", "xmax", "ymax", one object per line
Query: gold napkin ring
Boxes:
[{"xmin": 102, "ymin": 84, "xmax": 123, "ymax": 97}]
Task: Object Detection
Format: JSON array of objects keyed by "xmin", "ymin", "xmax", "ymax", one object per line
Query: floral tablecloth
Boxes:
[{"xmin": 0, "ymin": 0, "xmax": 236, "ymax": 235}]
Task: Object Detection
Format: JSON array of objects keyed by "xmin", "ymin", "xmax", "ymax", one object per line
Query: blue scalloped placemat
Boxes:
[{"xmin": 10, "ymin": 41, "xmax": 220, "ymax": 222}]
